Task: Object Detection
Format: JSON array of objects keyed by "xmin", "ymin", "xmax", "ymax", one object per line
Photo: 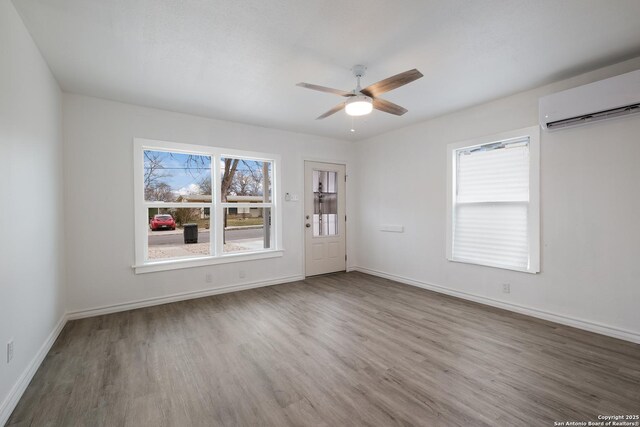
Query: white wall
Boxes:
[
  {"xmin": 63, "ymin": 94, "xmax": 354, "ymax": 313},
  {"xmin": 0, "ymin": 0, "xmax": 65, "ymax": 422},
  {"xmin": 352, "ymin": 57, "xmax": 640, "ymax": 342}
]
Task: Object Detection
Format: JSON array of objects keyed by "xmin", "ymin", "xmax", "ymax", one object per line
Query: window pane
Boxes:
[
  {"xmin": 453, "ymin": 202, "xmax": 529, "ymax": 269},
  {"xmin": 144, "ymin": 150, "xmax": 212, "ymax": 202},
  {"xmin": 221, "ymin": 158, "xmax": 272, "ymax": 202},
  {"xmin": 313, "ymin": 170, "xmax": 338, "ymax": 236},
  {"xmin": 147, "ymin": 208, "xmax": 210, "ymax": 260},
  {"xmin": 456, "ymin": 141, "xmax": 529, "ymax": 203},
  {"xmin": 223, "ymin": 207, "xmax": 271, "ymax": 253}
]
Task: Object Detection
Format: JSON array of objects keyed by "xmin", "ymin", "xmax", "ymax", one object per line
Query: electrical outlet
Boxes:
[
  {"xmin": 502, "ymin": 283, "xmax": 511, "ymax": 294},
  {"xmin": 239, "ymin": 270, "xmax": 246, "ymax": 279},
  {"xmin": 7, "ymin": 340, "xmax": 14, "ymax": 363},
  {"xmin": 205, "ymin": 273, "xmax": 212, "ymax": 283}
]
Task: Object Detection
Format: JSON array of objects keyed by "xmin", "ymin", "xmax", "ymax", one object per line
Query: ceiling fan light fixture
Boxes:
[{"xmin": 345, "ymin": 95, "xmax": 373, "ymax": 116}]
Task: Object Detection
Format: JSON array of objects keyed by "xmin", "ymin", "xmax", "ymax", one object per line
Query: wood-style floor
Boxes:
[{"xmin": 8, "ymin": 272, "xmax": 640, "ymax": 426}]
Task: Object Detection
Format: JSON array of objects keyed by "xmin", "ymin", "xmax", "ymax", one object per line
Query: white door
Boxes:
[{"xmin": 304, "ymin": 161, "xmax": 346, "ymax": 276}]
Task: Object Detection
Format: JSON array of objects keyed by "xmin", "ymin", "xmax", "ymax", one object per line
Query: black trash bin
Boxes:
[{"xmin": 183, "ymin": 223, "xmax": 198, "ymax": 244}]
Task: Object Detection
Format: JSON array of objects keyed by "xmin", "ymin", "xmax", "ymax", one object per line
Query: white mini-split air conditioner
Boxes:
[{"xmin": 539, "ymin": 69, "xmax": 640, "ymax": 130}]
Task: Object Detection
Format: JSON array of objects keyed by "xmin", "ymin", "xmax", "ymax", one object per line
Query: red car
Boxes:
[{"xmin": 150, "ymin": 214, "xmax": 176, "ymax": 231}]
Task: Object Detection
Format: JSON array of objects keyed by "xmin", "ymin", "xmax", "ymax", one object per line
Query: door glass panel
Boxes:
[{"xmin": 312, "ymin": 170, "xmax": 338, "ymax": 236}]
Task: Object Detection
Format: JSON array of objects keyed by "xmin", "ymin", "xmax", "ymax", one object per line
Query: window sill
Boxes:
[
  {"xmin": 133, "ymin": 250, "xmax": 284, "ymax": 274},
  {"xmin": 447, "ymin": 257, "xmax": 539, "ymax": 274}
]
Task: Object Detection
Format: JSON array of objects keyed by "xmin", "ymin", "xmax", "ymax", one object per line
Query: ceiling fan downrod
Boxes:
[{"xmin": 352, "ymin": 64, "xmax": 366, "ymax": 93}]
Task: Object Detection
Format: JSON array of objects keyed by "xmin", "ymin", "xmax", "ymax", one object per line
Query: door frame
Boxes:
[{"xmin": 301, "ymin": 157, "xmax": 349, "ymax": 278}]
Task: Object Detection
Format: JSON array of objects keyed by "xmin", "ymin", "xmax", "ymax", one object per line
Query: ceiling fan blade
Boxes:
[
  {"xmin": 360, "ymin": 69, "xmax": 423, "ymax": 98},
  {"xmin": 297, "ymin": 82, "xmax": 353, "ymax": 97},
  {"xmin": 316, "ymin": 102, "xmax": 345, "ymax": 119},
  {"xmin": 373, "ymin": 98, "xmax": 408, "ymax": 116}
]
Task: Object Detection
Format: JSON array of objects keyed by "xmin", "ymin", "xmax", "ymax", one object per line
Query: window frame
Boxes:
[
  {"xmin": 133, "ymin": 138, "xmax": 283, "ymax": 274},
  {"xmin": 446, "ymin": 126, "xmax": 540, "ymax": 274}
]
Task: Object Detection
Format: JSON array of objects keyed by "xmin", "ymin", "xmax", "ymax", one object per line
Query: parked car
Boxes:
[{"xmin": 150, "ymin": 214, "xmax": 176, "ymax": 231}]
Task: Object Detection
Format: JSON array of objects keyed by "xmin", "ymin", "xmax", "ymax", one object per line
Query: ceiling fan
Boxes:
[{"xmin": 297, "ymin": 65, "xmax": 423, "ymax": 119}]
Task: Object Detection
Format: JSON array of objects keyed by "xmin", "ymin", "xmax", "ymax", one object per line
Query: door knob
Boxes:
[{"xmin": 306, "ymin": 223, "xmax": 311, "ymax": 228}]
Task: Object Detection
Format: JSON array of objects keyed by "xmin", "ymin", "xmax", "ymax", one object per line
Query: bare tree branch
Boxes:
[{"xmin": 144, "ymin": 151, "xmax": 172, "ymax": 189}]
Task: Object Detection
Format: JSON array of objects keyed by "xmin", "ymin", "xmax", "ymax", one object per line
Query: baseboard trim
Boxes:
[
  {"xmin": 351, "ymin": 266, "xmax": 640, "ymax": 344},
  {"xmin": 66, "ymin": 274, "xmax": 305, "ymax": 320},
  {"xmin": 0, "ymin": 313, "xmax": 67, "ymax": 427}
]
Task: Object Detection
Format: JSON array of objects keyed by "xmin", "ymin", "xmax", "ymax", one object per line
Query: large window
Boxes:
[
  {"xmin": 447, "ymin": 127, "xmax": 540, "ymax": 273},
  {"xmin": 133, "ymin": 138, "xmax": 281, "ymax": 273}
]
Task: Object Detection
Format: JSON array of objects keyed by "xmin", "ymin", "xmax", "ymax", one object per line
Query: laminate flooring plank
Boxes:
[{"xmin": 7, "ymin": 271, "xmax": 640, "ymax": 426}]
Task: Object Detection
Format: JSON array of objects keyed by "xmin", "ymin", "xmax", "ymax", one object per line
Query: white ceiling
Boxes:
[{"xmin": 13, "ymin": 0, "xmax": 640, "ymax": 140}]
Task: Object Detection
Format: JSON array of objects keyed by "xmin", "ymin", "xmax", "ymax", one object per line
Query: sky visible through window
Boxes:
[
  {"xmin": 144, "ymin": 150, "xmax": 272, "ymax": 202},
  {"xmin": 144, "ymin": 150, "xmax": 211, "ymax": 201}
]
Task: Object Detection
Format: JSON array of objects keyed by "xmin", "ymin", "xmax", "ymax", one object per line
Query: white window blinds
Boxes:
[{"xmin": 452, "ymin": 137, "xmax": 530, "ymax": 270}]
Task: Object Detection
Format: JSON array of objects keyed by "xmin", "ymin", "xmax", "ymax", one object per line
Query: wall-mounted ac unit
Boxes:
[{"xmin": 539, "ymin": 69, "xmax": 640, "ymax": 130}]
